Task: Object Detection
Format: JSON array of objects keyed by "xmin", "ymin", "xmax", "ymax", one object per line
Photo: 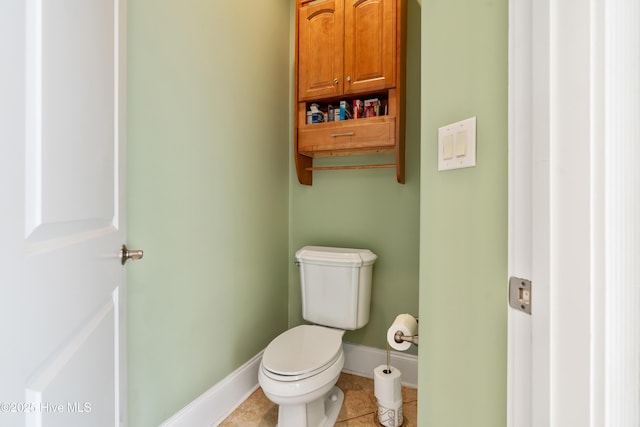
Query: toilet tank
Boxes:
[{"xmin": 295, "ymin": 246, "xmax": 377, "ymax": 330}]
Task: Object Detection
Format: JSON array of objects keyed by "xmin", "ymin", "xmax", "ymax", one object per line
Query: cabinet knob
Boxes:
[
  {"xmin": 346, "ymin": 75, "xmax": 351, "ymax": 82},
  {"xmin": 333, "ymin": 78, "xmax": 339, "ymax": 84}
]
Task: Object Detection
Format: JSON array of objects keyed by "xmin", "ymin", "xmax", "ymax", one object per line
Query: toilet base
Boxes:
[{"xmin": 277, "ymin": 386, "xmax": 344, "ymax": 427}]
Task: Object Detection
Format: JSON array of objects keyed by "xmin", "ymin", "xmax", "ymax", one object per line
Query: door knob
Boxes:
[{"xmin": 120, "ymin": 244, "xmax": 144, "ymax": 265}]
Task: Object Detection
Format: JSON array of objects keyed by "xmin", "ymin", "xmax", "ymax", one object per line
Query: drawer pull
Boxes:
[{"xmin": 329, "ymin": 131, "xmax": 355, "ymax": 137}]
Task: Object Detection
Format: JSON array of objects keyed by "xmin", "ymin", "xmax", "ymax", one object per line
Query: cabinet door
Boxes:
[
  {"xmin": 343, "ymin": 0, "xmax": 396, "ymax": 95},
  {"xmin": 298, "ymin": 0, "xmax": 344, "ymax": 102}
]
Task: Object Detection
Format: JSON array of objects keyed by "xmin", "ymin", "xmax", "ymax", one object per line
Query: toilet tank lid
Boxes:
[{"xmin": 295, "ymin": 246, "xmax": 377, "ymax": 267}]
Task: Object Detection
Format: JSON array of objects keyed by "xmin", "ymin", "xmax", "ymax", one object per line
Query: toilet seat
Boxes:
[{"xmin": 262, "ymin": 325, "xmax": 344, "ymax": 382}]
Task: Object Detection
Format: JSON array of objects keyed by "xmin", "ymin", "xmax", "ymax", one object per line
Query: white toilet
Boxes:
[{"xmin": 259, "ymin": 246, "xmax": 377, "ymax": 427}]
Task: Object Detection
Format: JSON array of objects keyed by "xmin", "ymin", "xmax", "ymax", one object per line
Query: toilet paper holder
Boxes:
[{"xmin": 393, "ymin": 317, "xmax": 419, "ymax": 347}]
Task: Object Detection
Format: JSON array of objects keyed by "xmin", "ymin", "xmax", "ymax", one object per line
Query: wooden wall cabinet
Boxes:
[{"xmin": 295, "ymin": 0, "xmax": 406, "ymax": 185}]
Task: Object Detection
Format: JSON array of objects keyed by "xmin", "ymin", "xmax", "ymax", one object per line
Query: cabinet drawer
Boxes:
[{"xmin": 298, "ymin": 118, "xmax": 396, "ymax": 157}]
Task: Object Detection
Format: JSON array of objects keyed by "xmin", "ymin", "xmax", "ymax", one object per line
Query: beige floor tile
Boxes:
[
  {"xmin": 218, "ymin": 387, "xmax": 277, "ymax": 427},
  {"xmin": 219, "ymin": 372, "xmax": 417, "ymax": 426}
]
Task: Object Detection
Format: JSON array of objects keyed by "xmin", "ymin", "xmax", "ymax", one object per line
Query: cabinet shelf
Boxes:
[
  {"xmin": 306, "ymin": 163, "xmax": 396, "ymax": 171},
  {"xmin": 299, "ymin": 117, "xmax": 394, "ymax": 155}
]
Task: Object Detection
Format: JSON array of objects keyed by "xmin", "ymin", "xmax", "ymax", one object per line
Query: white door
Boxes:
[
  {"xmin": 0, "ymin": 1, "xmax": 128, "ymax": 426},
  {"xmin": 508, "ymin": 0, "xmax": 640, "ymax": 426},
  {"xmin": 508, "ymin": 0, "xmax": 592, "ymax": 424}
]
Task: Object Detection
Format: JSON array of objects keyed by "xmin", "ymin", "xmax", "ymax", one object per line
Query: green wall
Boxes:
[
  {"xmin": 127, "ymin": 0, "xmax": 508, "ymax": 425},
  {"xmin": 419, "ymin": 0, "xmax": 508, "ymax": 426},
  {"xmin": 127, "ymin": 1, "xmax": 291, "ymax": 425},
  {"xmin": 288, "ymin": 0, "xmax": 422, "ymax": 352}
]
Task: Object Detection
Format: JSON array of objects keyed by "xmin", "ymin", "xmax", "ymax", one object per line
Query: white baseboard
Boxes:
[
  {"xmin": 342, "ymin": 342, "xmax": 418, "ymax": 388},
  {"xmin": 162, "ymin": 343, "xmax": 418, "ymax": 426},
  {"xmin": 160, "ymin": 351, "xmax": 263, "ymax": 427}
]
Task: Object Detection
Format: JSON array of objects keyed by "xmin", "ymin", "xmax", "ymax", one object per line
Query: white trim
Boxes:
[
  {"xmin": 507, "ymin": 0, "xmax": 533, "ymax": 426},
  {"xmin": 603, "ymin": 1, "xmax": 640, "ymax": 424},
  {"xmin": 160, "ymin": 351, "xmax": 263, "ymax": 427},
  {"xmin": 161, "ymin": 343, "xmax": 418, "ymax": 427},
  {"xmin": 342, "ymin": 342, "xmax": 418, "ymax": 389}
]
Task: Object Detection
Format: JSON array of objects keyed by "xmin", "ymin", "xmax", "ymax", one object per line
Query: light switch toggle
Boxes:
[
  {"xmin": 443, "ymin": 135, "xmax": 454, "ymax": 160},
  {"xmin": 455, "ymin": 131, "xmax": 467, "ymax": 157}
]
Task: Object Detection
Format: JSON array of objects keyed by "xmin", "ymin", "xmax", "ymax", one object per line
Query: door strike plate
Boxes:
[{"xmin": 509, "ymin": 276, "xmax": 531, "ymax": 315}]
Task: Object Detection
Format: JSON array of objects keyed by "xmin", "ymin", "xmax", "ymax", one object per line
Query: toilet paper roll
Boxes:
[
  {"xmin": 377, "ymin": 399, "xmax": 403, "ymax": 427},
  {"xmin": 374, "ymin": 365, "xmax": 402, "ymax": 404},
  {"xmin": 386, "ymin": 313, "xmax": 418, "ymax": 351}
]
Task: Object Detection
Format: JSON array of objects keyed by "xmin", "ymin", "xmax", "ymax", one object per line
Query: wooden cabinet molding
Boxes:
[{"xmin": 295, "ymin": 0, "xmax": 406, "ymax": 185}]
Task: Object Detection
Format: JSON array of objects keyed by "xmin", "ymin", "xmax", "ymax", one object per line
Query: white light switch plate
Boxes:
[{"xmin": 438, "ymin": 116, "xmax": 476, "ymax": 171}]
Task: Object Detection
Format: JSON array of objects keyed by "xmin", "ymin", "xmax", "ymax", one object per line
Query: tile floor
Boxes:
[{"xmin": 219, "ymin": 372, "xmax": 417, "ymax": 426}]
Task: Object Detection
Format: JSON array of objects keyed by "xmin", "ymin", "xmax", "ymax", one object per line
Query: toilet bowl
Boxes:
[
  {"xmin": 259, "ymin": 246, "xmax": 377, "ymax": 427},
  {"xmin": 259, "ymin": 325, "xmax": 346, "ymax": 427}
]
